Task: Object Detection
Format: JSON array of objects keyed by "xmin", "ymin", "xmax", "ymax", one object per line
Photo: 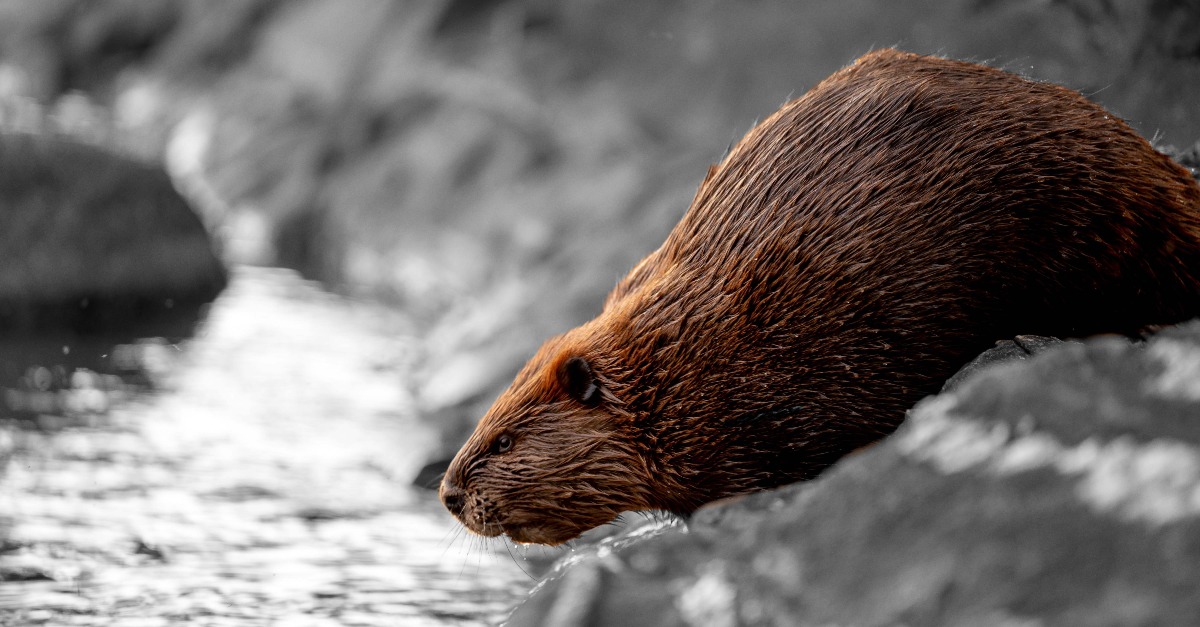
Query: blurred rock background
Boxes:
[{"xmin": 1, "ymin": 0, "xmax": 1197, "ymax": 462}]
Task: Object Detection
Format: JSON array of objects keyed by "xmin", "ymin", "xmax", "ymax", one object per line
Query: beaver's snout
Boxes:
[
  {"xmin": 439, "ymin": 471, "xmax": 511, "ymax": 540},
  {"xmin": 439, "ymin": 479, "xmax": 466, "ymax": 518}
]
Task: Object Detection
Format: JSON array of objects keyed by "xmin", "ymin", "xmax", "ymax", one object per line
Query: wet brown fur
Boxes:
[{"xmin": 441, "ymin": 49, "xmax": 1200, "ymax": 545}]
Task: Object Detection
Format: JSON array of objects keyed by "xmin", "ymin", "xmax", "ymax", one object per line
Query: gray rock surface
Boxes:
[
  {"xmin": 941, "ymin": 335, "xmax": 1068, "ymax": 392},
  {"xmin": 0, "ymin": 132, "xmax": 226, "ymax": 332},
  {"xmin": 507, "ymin": 321, "xmax": 1200, "ymax": 626}
]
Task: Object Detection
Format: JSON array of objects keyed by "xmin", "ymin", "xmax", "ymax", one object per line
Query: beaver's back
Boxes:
[{"xmin": 621, "ymin": 50, "xmax": 1200, "ymax": 329}]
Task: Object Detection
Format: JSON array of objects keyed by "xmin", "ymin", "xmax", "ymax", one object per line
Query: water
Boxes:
[{"xmin": 0, "ymin": 267, "xmax": 530, "ymax": 626}]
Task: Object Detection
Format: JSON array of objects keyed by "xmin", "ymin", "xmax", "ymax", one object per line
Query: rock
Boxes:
[
  {"xmin": 941, "ymin": 334, "xmax": 1067, "ymax": 392},
  {"xmin": 1164, "ymin": 140, "xmax": 1200, "ymax": 178},
  {"xmin": 0, "ymin": 132, "xmax": 226, "ymax": 333},
  {"xmin": 411, "ymin": 457, "xmax": 450, "ymax": 491},
  {"xmin": 507, "ymin": 320, "xmax": 1200, "ymax": 626}
]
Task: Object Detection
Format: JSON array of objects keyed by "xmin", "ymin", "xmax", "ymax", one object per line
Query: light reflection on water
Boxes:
[{"xmin": 0, "ymin": 267, "xmax": 529, "ymax": 626}]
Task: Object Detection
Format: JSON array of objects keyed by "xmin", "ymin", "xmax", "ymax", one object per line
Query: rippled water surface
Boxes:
[{"xmin": 0, "ymin": 268, "xmax": 529, "ymax": 626}]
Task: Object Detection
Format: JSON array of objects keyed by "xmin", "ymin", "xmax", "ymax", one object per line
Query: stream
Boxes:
[{"xmin": 0, "ymin": 267, "xmax": 530, "ymax": 626}]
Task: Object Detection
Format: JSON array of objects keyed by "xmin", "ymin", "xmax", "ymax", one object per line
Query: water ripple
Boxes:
[{"xmin": 0, "ymin": 267, "xmax": 528, "ymax": 625}]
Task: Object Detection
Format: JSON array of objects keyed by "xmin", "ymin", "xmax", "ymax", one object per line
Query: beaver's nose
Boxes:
[{"xmin": 440, "ymin": 480, "xmax": 467, "ymax": 518}]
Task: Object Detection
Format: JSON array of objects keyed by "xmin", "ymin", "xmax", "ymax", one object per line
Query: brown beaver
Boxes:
[{"xmin": 439, "ymin": 49, "xmax": 1200, "ymax": 545}]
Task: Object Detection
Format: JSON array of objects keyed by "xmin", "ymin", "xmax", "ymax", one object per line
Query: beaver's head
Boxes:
[{"xmin": 438, "ymin": 319, "xmax": 662, "ymax": 545}]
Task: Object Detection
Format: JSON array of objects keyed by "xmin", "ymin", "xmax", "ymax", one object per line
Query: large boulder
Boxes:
[
  {"xmin": 0, "ymin": 132, "xmax": 226, "ymax": 333},
  {"xmin": 507, "ymin": 322, "xmax": 1200, "ymax": 626}
]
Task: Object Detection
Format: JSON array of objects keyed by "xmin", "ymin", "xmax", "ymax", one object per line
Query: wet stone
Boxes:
[{"xmin": 941, "ymin": 334, "xmax": 1068, "ymax": 392}]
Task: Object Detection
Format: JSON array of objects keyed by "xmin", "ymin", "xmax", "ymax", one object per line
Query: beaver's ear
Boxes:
[{"xmin": 559, "ymin": 356, "xmax": 601, "ymax": 406}]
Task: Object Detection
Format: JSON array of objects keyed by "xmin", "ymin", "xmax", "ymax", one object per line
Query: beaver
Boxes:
[{"xmin": 440, "ymin": 49, "xmax": 1200, "ymax": 545}]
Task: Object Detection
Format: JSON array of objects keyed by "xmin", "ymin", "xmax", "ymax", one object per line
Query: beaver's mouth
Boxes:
[
  {"xmin": 498, "ymin": 512, "xmax": 621, "ymax": 546},
  {"xmin": 455, "ymin": 512, "xmax": 504, "ymax": 539},
  {"xmin": 459, "ymin": 513, "xmax": 569, "ymax": 545},
  {"xmin": 448, "ymin": 485, "xmax": 623, "ymax": 545},
  {"xmin": 502, "ymin": 523, "xmax": 569, "ymax": 546},
  {"xmin": 474, "ymin": 522, "xmax": 505, "ymax": 538}
]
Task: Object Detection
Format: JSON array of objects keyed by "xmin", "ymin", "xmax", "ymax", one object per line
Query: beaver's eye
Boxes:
[
  {"xmin": 560, "ymin": 356, "xmax": 601, "ymax": 406},
  {"xmin": 493, "ymin": 434, "xmax": 513, "ymax": 454}
]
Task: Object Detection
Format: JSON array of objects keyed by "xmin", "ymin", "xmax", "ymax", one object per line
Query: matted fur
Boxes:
[{"xmin": 441, "ymin": 49, "xmax": 1200, "ymax": 545}]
